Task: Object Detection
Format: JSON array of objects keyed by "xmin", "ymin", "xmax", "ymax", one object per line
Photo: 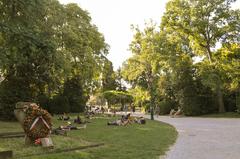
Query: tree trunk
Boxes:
[
  {"xmin": 150, "ymin": 106, "xmax": 154, "ymax": 120},
  {"xmin": 147, "ymin": 72, "xmax": 155, "ymax": 120},
  {"xmin": 216, "ymin": 85, "xmax": 225, "ymax": 113},
  {"xmin": 149, "ymin": 87, "xmax": 155, "ymax": 120}
]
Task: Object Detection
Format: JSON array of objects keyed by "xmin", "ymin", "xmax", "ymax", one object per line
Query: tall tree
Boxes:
[
  {"xmin": 0, "ymin": 0, "xmax": 65, "ymax": 119},
  {"xmin": 0, "ymin": 0, "xmax": 109, "ymax": 118},
  {"xmin": 161, "ymin": 0, "xmax": 240, "ymax": 112},
  {"xmin": 101, "ymin": 59, "xmax": 117, "ymax": 92},
  {"xmin": 122, "ymin": 24, "xmax": 161, "ymax": 120},
  {"xmin": 115, "ymin": 68, "xmax": 126, "ymax": 91}
]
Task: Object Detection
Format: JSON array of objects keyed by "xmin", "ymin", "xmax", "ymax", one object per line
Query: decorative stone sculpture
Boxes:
[{"xmin": 14, "ymin": 102, "xmax": 53, "ymax": 147}]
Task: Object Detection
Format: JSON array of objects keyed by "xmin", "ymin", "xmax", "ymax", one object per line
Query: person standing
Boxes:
[{"xmin": 155, "ymin": 106, "xmax": 160, "ymax": 118}]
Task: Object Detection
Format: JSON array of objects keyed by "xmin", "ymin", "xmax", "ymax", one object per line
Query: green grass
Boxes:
[
  {"xmin": 0, "ymin": 115, "xmax": 177, "ymax": 159},
  {"xmin": 200, "ymin": 112, "xmax": 240, "ymax": 118}
]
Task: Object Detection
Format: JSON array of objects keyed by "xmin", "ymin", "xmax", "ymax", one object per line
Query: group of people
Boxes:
[
  {"xmin": 154, "ymin": 106, "xmax": 182, "ymax": 118},
  {"xmin": 107, "ymin": 113, "xmax": 146, "ymax": 126},
  {"xmin": 53, "ymin": 114, "xmax": 88, "ymax": 135},
  {"xmin": 169, "ymin": 107, "xmax": 182, "ymax": 118},
  {"xmin": 86, "ymin": 106, "xmax": 106, "ymax": 114},
  {"xmin": 74, "ymin": 115, "xmax": 90, "ymax": 124},
  {"xmin": 57, "ymin": 113, "xmax": 70, "ymax": 121},
  {"xmin": 53, "ymin": 121, "xmax": 87, "ymax": 133},
  {"xmin": 56, "ymin": 106, "xmax": 182, "ymax": 132}
]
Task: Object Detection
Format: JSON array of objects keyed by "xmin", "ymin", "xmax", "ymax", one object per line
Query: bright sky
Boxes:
[
  {"xmin": 59, "ymin": 0, "xmax": 168, "ymax": 70},
  {"xmin": 59, "ymin": 0, "xmax": 240, "ymax": 70}
]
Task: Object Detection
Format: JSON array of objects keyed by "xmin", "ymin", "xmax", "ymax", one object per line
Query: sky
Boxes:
[
  {"xmin": 59, "ymin": 0, "xmax": 168, "ymax": 70},
  {"xmin": 59, "ymin": 0, "xmax": 240, "ymax": 70}
]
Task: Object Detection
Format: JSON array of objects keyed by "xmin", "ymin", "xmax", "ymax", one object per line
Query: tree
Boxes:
[
  {"xmin": 61, "ymin": 3, "xmax": 109, "ymax": 108},
  {"xmin": 0, "ymin": 1, "xmax": 109, "ymax": 119},
  {"xmin": 102, "ymin": 90, "xmax": 133, "ymax": 110},
  {"xmin": 101, "ymin": 59, "xmax": 117, "ymax": 92},
  {"xmin": 115, "ymin": 68, "xmax": 126, "ymax": 91},
  {"xmin": 0, "ymin": 0, "xmax": 64, "ymax": 119},
  {"xmin": 157, "ymin": 29, "xmax": 205, "ymax": 115},
  {"xmin": 161, "ymin": 0, "xmax": 240, "ymax": 113},
  {"xmin": 216, "ymin": 43, "xmax": 240, "ymax": 111},
  {"xmin": 122, "ymin": 24, "xmax": 161, "ymax": 120},
  {"xmin": 128, "ymin": 86, "xmax": 150, "ymax": 109}
]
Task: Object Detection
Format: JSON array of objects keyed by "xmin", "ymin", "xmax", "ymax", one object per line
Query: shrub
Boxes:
[
  {"xmin": 181, "ymin": 96, "xmax": 201, "ymax": 116},
  {"xmin": 236, "ymin": 92, "xmax": 240, "ymax": 113},
  {"xmin": 199, "ymin": 95, "xmax": 217, "ymax": 114},
  {"xmin": 49, "ymin": 95, "xmax": 70, "ymax": 114},
  {"xmin": 63, "ymin": 77, "xmax": 88, "ymax": 113},
  {"xmin": 224, "ymin": 92, "xmax": 237, "ymax": 112},
  {"xmin": 0, "ymin": 78, "xmax": 33, "ymax": 120},
  {"xmin": 37, "ymin": 94, "xmax": 51, "ymax": 112},
  {"xmin": 158, "ymin": 100, "xmax": 176, "ymax": 115}
]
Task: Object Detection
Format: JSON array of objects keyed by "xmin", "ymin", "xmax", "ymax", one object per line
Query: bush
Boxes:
[
  {"xmin": 181, "ymin": 96, "xmax": 201, "ymax": 116},
  {"xmin": 63, "ymin": 77, "xmax": 88, "ymax": 113},
  {"xmin": 236, "ymin": 92, "xmax": 240, "ymax": 113},
  {"xmin": 199, "ymin": 95, "xmax": 217, "ymax": 114},
  {"xmin": 37, "ymin": 94, "xmax": 51, "ymax": 112},
  {"xmin": 0, "ymin": 78, "xmax": 33, "ymax": 121},
  {"xmin": 181, "ymin": 95, "xmax": 217, "ymax": 116},
  {"xmin": 224, "ymin": 92, "xmax": 237, "ymax": 112},
  {"xmin": 158, "ymin": 100, "xmax": 176, "ymax": 115},
  {"xmin": 49, "ymin": 95, "xmax": 70, "ymax": 114}
]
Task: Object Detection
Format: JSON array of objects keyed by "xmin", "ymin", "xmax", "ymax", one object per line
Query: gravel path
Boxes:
[{"xmin": 150, "ymin": 116, "xmax": 240, "ymax": 159}]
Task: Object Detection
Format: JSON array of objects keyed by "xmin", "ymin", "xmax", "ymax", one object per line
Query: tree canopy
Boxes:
[
  {"xmin": 122, "ymin": 0, "xmax": 240, "ymax": 117},
  {"xmin": 0, "ymin": 0, "xmax": 109, "ymax": 119}
]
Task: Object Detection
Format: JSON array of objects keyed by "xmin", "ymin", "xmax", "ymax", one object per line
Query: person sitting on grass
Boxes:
[
  {"xmin": 58, "ymin": 122, "xmax": 87, "ymax": 130},
  {"xmin": 74, "ymin": 115, "xmax": 83, "ymax": 124},
  {"xmin": 74, "ymin": 115, "xmax": 90, "ymax": 124},
  {"xmin": 101, "ymin": 107, "xmax": 105, "ymax": 114},
  {"xmin": 57, "ymin": 113, "xmax": 70, "ymax": 121},
  {"xmin": 107, "ymin": 115, "xmax": 129, "ymax": 126},
  {"xmin": 135, "ymin": 117, "xmax": 146, "ymax": 124},
  {"xmin": 57, "ymin": 115, "xmax": 63, "ymax": 120},
  {"xmin": 64, "ymin": 113, "xmax": 70, "ymax": 120},
  {"xmin": 85, "ymin": 110, "xmax": 95, "ymax": 119},
  {"xmin": 123, "ymin": 113, "xmax": 131, "ymax": 120}
]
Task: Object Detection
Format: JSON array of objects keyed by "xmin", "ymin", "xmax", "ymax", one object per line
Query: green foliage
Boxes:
[
  {"xmin": 237, "ymin": 93, "xmax": 240, "ymax": 113},
  {"xmin": 224, "ymin": 92, "xmax": 237, "ymax": 112},
  {"xmin": 122, "ymin": 23, "xmax": 161, "ymax": 119},
  {"xmin": 158, "ymin": 100, "xmax": 176, "ymax": 115},
  {"xmin": 0, "ymin": 77, "xmax": 33, "ymax": 120},
  {"xmin": 129, "ymin": 86, "xmax": 150, "ymax": 108},
  {"xmin": 124, "ymin": 0, "xmax": 240, "ymax": 116},
  {"xmin": 49, "ymin": 94, "xmax": 70, "ymax": 114},
  {"xmin": 101, "ymin": 60, "xmax": 117, "ymax": 92},
  {"xmin": 0, "ymin": 0, "xmax": 109, "ymax": 119},
  {"xmin": 63, "ymin": 77, "xmax": 88, "ymax": 113},
  {"xmin": 161, "ymin": 0, "xmax": 240, "ymax": 113},
  {"xmin": 102, "ymin": 90, "xmax": 133, "ymax": 108},
  {"xmin": 115, "ymin": 68, "xmax": 126, "ymax": 91}
]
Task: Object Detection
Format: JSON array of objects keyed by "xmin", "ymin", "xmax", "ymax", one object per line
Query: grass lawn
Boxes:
[
  {"xmin": 200, "ymin": 112, "xmax": 240, "ymax": 118},
  {"xmin": 0, "ymin": 115, "xmax": 177, "ymax": 159}
]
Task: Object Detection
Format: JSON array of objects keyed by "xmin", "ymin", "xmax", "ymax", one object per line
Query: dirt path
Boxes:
[{"xmin": 150, "ymin": 116, "xmax": 240, "ymax": 159}]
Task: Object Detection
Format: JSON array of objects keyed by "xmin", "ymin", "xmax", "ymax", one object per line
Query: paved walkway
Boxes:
[{"xmin": 148, "ymin": 116, "xmax": 240, "ymax": 159}]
